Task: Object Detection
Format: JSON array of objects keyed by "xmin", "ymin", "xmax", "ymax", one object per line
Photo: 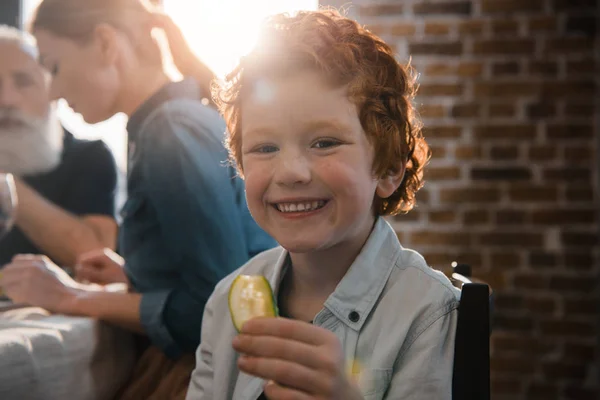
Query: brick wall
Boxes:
[{"xmin": 322, "ymin": 0, "xmax": 599, "ymax": 398}]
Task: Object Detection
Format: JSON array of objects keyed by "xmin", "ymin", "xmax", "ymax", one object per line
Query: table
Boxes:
[{"xmin": 0, "ymin": 304, "xmax": 136, "ymax": 400}]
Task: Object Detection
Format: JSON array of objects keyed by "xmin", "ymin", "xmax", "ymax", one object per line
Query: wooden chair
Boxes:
[{"xmin": 450, "ymin": 263, "xmax": 492, "ymax": 400}]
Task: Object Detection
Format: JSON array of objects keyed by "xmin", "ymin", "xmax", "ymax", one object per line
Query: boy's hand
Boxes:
[
  {"xmin": 232, "ymin": 317, "xmax": 363, "ymax": 400},
  {"xmin": 75, "ymin": 248, "xmax": 128, "ymax": 285}
]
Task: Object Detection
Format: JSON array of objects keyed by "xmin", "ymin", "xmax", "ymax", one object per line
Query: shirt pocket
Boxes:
[{"xmin": 358, "ymin": 368, "xmax": 393, "ymax": 399}]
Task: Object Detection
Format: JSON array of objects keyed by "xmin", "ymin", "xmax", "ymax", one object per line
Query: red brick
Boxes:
[
  {"xmin": 492, "ymin": 355, "xmax": 536, "ymax": 374},
  {"xmin": 496, "ymin": 210, "xmax": 528, "ymax": 224},
  {"xmin": 416, "ymin": 189, "xmax": 430, "ymax": 205},
  {"xmin": 544, "ymin": 37, "xmax": 595, "ymax": 53},
  {"xmin": 526, "ymin": 383, "xmax": 559, "ymax": 400},
  {"xmin": 424, "ymin": 22, "xmax": 451, "ymax": 35},
  {"xmin": 564, "ymin": 299, "xmax": 597, "ymax": 316},
  {"xmin": 495, "ymin": 293, "xmax": 524, "ymax": 310},
  {"xmin": 482, "ymin": 0, "xmax": 545, "ymax": 13},
  {"xmin": 491, "ymin": 20, "xmax": 520, "ymax": 35},
  {"xmin": 474, "ymin": 125, "xmax": 537, "ymax": 140},
  {"xmin": 547, "ymin": 124, "xmax": 593, "ymax": 140},
  {"xmin": 365, "ymin": 24, "xmax": 387, "ymax": 36},
  {"xmin": 413, "ymin": 1, "xmax": 472, "ymax": 15},
  {"xmin": 421, "ymin": 252, "xmax": 456, "ymax": 267},
  {"xmin": 529, "ymin": 145, "xmax": 557, "ymax": 161},
  {"xmin": 527, "ymin": 103, "xmax": 556, "ymax": 119},
  {"xmin": 491, "ymin": 377, "xmax": 523, "ymax": 395},
  {"xmin": 490, "ymin": 252, "xmax": 521, "ymax": 269},
  {"xmin": 513, "ymin": 273, "xmax": 548, "ymax": 289},
  {"xmin": 539, "ymin": 319, "xmax": 595, "ymax": 336},
  {"xmin": 528, "ymin": 16, "xmax": 559, "ymax": 32},
  {"xmin": 562, "ymin": 232, "xmax": 599, "ymax": 247},
  {"xmin": 564, "ymin": 146, "xmax": 594, "ymax": 162},
  {"xmin": 492, "ymin": 61, "xmax": 520, "ymax": 75},
  {"xmin": 531, "ymin": 209, "xmax": 597, "ymax": 225},
  {"xmin": 542, "ymin": 362, "xmax": 587, "ymax": 380},
  {"xmin": 564, "ymin": 251, "xmax": 595, "ymax": 271},
  {"xmin": 493, "ymin": 334, "xmax": 553, "ymax": 355},
  {"xmin": 529, "ymin": 252, "xmax": 558, "ymax": 268},
  {"xmin": 423, "ymin": 63, "xmax": 455, "ymax": 76},
  {"xmin": 390, "ymin": 23, "xmax": 417, "ymax": 36},
  {"xmin": 493, "ymin": 314, "xmax": 534, "ymax": 332},
  {"xmin": 566, "ymin": 16, "xmax": 597, "ymax": 37},
  {"xmin": 463, "ymin": 210, "xmax": 490, "ymax": 225},
  {"xmin": 543, "ymin": 168, "xmax": 591, "ymax": 181},
  {"xmin": 451, "ymin": 103, "xmax": 480, "ymax": 118},
  {"xmin": 428, "ymin": 145, "xmax": 447, "ymax": 159},
  {"xmin": 564, "ymin": 386, "xmax": 599, "ymax": 399},
  {"xmin": 564, "ymin": 103, "xmax": 594, "ymax": 117},
  {"xmin": 359, "ymin": 4, "xmax": 404, "ymax": 16},
  {"xmin": 488, "ymin": 104, "xmax": 516, "ymax": 117},
  {"xmin": 409, "ymin": 41, "xmax": 463, "ymax": 56},
  {"xmin": 455, "ymin": 145, "xmax": 482, "ymax": 160},
  {"xmin": 429, "ymin": 210, "xmax": 457, "ymax": 223},
  {"xmin": 393, "ymin": 211, "xmax": 422, "ymax": 223},
  {"xmin": 457, "ymin": 62, "xmax": 484, "ymax": 77},
  {"xmin": 525, "ymin": 297, "xmax": 557, "ymax": 315},
  {"xmin": 419, "ymin": 104, "xmax": 446, "ymax": 118},
  {"xmin": 565, "ymin": 186, "xmax": 594, "ymax": 202},
  {"xmin": 541, "ymin": 80, "xmax": 596, "ymax": 98},
  {"xmin": 563, "ymin": 342, "xmax": 597, "ymax": 363},
  {"xmin": 475, "ymin": 82, "xmax": 539, "ymax": 97},
  {"xmin": 458, "ymin": 20, "xmax": 485, "ymax": 35},
  {"xmin": 474, "ymin": 39, "xmax": 535, "ymax": 54},
  {"xmin": 410, "ymin": 231, "xmax": 472, "ymax": 246},
  {"xmin": 471, "ymin": 167, "xmax": 532, "ymax": 181},
  {"xmin": 423, "ymin": 125, "xmax": 462, "ymax": 138},
  {"xmin": 480, "ymin": 232, "xmax": 544, "ymax": 247},
  {"xmin": 426, "ymin": 167, "xmax": 461, "ymax": 180},
  {"xmin": 553, "ymin": 0, "xmax": 598, "ymax": 12},
  {"xmin": 566, "ymin": 58, "xmax": 597, "ymax": 75},
  {"xmin": 508, "ymin": 185, "xmax": 558, "ymax": 202},
  {"xmin": 490, "ymin": 145, "xmax": 519, "ymax": 160},
  {"xmin": 440, "ymin": 188, "xmax": 500, "ymax": 203},
  {"xmin": 418, "ymin": 83, "xmax": 463, "ymax": 96},
  {"xmin": 528, "ymin": 61, "xmax": 559, "ymax": 76}
]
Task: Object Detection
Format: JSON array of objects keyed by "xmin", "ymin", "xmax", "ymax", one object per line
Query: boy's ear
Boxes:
[
  {"xmin": 92, "ymin": 23, "xmax": 119, "ymax": 66},
  {"xmin": 376, "ymin": 165, "xmax": 406, "ymax": 199}
]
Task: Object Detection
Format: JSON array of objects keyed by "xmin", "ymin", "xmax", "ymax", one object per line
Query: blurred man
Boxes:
[{"xmin": 0, "ymin": 25, "xmax": 118, "ymax": 267}]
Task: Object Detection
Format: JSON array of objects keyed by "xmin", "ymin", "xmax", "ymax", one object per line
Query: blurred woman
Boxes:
[{"xmin": 0, "ymin": 0, "xmax": 275, "ymax": 398}]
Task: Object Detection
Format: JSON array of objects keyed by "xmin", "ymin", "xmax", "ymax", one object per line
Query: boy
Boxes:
[{"xmin": 186, "ymin": 10, "xmax": 460, "ymax": 400}]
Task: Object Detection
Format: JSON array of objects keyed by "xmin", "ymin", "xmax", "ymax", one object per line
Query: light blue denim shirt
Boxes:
[{"xmin": 186, "ymin": 217, "xmax": 460, "ymax": 400}]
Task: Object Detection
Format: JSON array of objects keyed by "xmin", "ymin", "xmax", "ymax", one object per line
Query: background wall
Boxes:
[{"xmin": 324, "ymin": 0, "xmax": 599, "ymax": 398}]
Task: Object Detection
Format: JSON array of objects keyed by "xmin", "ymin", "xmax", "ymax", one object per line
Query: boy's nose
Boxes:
[{"xmin": 274, "ymin": 152, "xmax": 312, "ymax": 187}]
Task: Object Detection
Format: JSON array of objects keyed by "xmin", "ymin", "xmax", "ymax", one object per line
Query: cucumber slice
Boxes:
[{"xmin": 228, "ymin": 275, "xmax": 278, "ymax": 332}]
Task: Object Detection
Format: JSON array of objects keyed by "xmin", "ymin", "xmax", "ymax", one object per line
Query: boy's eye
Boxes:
[
  {"xmin": 312, "ymin": 139, "xmax": 341, "ymax": 149},
  {"xmin": 254, "ymin": 144, "xmax": 278, "ymax": 153}
]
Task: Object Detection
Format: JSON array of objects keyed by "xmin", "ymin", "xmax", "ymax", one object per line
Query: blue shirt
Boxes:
[
  {"xmin": 121, "ymin": 79, "xmax": 276, "ymax": 358},
  {"xmin": 186, "ymin": 218, "xmax": 460, "ymax": 399}
]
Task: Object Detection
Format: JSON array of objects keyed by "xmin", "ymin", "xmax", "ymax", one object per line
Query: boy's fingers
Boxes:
[
  {"xmin": 241, "ymin": 317, "xmax": 338, "ymax": 347},
  {"xmin": 233, "ymin": 335, "xmax": 324, "ymax": 370}
]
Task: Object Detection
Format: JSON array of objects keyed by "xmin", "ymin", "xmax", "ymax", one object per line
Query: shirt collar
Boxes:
[
  {"xmin": 126, "ymin": 78, "xmax": 202, "ymax": 144},
  {"xmin": 264, "ymin": 217, "xmax": 402, "ymax": 331}
]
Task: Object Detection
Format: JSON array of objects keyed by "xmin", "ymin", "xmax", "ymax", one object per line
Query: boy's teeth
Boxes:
[{"xmin": 276, "ymin": 201, "xmax": 325, "ymax": 213}]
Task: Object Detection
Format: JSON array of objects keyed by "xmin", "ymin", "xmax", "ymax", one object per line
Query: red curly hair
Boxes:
[{"xmin": 214, "ymin": 9, "xmax": 430, "ymax": 215}]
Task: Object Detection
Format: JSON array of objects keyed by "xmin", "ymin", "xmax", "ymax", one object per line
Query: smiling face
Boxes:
[
  {"xmin": 241, "ymin": 70, "xmax": 400, "ymax": 254},
  {"xmin": 34, "ymin": 29, "xmax": 121, "ymax": 124}
]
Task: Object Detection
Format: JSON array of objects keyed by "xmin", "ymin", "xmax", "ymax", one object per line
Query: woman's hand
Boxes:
[
  {"xmin": 233, "ymin": 318, "xmax": 364, "ymax": 400},
  {"xmin": 0, "ymin": 254, "xmax": 80, "ymax": 313},
  {"xmin": 75, "ymin": 248, "xmax": 129, "ymax": 285}
]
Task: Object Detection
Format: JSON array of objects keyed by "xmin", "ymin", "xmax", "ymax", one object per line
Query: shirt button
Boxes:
[{"xmin": 348, "ymin": 311, "xmax": 360, "ymax": 323}]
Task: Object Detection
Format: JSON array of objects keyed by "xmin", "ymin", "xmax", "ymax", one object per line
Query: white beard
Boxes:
[{"xmin": 0, "ymin": 107, "xmax": 65, "ymax": 176}]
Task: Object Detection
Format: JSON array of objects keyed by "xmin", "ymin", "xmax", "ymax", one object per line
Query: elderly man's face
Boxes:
[
  {"xmin": 0, "ymin": 41, "xmax": 64, "ymax": 176},
  {"xmin": 0, "ymin": 42, "xmax": 49, "ymax": 119}
]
